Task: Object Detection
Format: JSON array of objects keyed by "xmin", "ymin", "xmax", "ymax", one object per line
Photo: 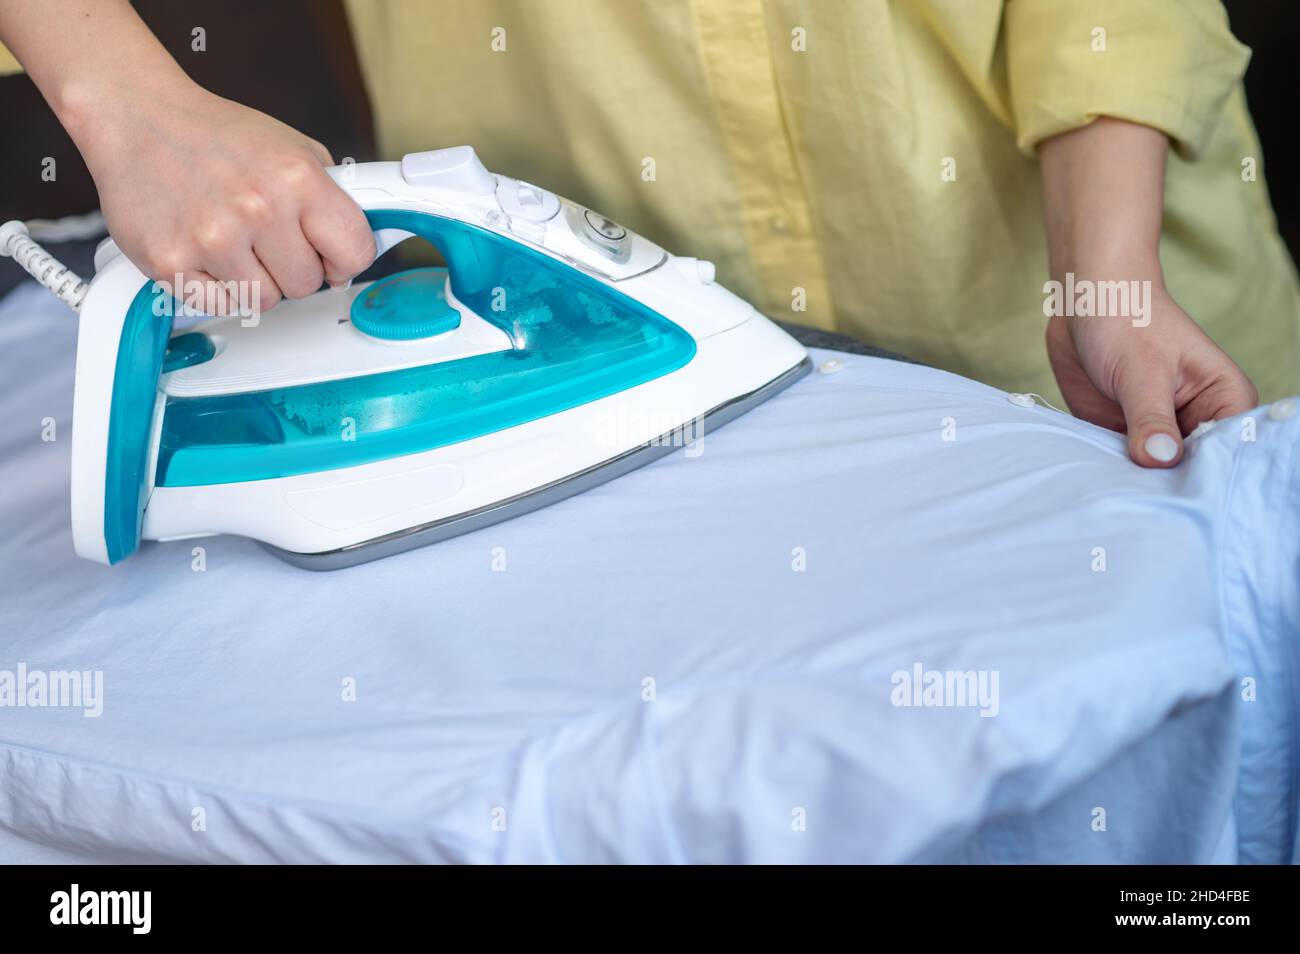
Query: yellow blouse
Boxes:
[
  {"xmin": 343, "ymin": 0, "xmax": 1299, "ymax": 401},
  {"xmin": 5, "ymin": 2, "xmax": 1296, "ymax": 399}
]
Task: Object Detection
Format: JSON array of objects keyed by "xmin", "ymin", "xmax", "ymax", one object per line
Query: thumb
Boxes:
[{"xmin": 1115, "ymin": 362, "xmax": 1183, "ymax": 468}]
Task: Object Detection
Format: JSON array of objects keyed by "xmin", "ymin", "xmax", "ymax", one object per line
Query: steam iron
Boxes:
[{"xmin": 5, "ymin": 147, "xmax": 809, "ymax": 569}]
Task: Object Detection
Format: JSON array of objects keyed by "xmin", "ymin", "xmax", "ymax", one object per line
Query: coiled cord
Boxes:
[{"xmin": 0, "ymin": 219, "xmax": 91, "ymax": 312}]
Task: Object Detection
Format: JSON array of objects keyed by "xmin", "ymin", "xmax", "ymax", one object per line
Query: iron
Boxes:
[{"xmin": 6, "ymin": 147, "xmax": 810, "ymax": 568}]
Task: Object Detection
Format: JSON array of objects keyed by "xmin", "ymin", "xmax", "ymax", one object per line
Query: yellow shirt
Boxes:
[
  {"xmin": 5, "ymin": 2, "xmax": 1296, "ymax": 400},
  {"xmin": 344, "ymin": 0, "xmax": 1300, "ymax": 402}
]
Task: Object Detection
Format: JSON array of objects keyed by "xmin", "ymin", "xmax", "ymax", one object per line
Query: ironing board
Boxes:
[{"xmin": 0, "ymin": 279, "xmax": 1296, "ymax": 864}]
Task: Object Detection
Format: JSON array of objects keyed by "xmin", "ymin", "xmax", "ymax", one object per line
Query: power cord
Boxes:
[{"xmin": 0, "ymin": 212, "xmax": 106, "ymax": 312}]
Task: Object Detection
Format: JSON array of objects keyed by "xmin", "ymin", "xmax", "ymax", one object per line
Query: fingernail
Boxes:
[{"xmin": 1144, "ymin": 433, "xmax": 1179, "ymax": 463}]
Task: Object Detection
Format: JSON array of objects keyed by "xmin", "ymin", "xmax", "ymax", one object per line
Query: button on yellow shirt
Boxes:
[{"xmin": 343, "ymin": 0, "xmax": 1300, "ymax": 402}]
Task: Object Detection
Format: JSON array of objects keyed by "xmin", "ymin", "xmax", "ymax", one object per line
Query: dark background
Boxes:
[{"xmin": 0, "ymin": 0, "xmax": 1295, "ymax": 294}]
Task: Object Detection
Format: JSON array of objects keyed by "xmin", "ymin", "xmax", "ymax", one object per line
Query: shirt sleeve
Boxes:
[{"xmin": 1003, "ymin": 0, "xmax": 1250, "ymax": 158}]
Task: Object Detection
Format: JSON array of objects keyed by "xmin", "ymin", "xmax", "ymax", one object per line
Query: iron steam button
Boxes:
[
  {"xmin": 497, "ymin": 179, "xmax": 560, "ymax": 223},
  {"xmin": 400, "ymin": 146, "xmax": 496, "ymax": 195}
]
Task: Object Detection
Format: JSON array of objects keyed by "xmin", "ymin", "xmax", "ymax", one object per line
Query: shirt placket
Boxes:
[{"xmin": 690, "ymin": 0, "xmax": 834, "ymax": 328}]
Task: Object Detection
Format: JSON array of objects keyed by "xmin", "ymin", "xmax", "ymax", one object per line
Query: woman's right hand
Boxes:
[{"xmin": 65, "ymin": 78, "xmax": 375, "ymax": 317}]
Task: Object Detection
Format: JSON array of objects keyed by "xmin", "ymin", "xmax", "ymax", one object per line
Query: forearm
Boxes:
[
  {"xmin": 0, "ymin": 0, "xmax": 192, "ymax": 143},
  {"xmin": 1038, "ymin": 117, "xmax": 1168, "ymax": 285}
]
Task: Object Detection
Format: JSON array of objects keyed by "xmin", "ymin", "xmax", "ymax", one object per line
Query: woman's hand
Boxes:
[
  {"xmin": 1046, "ymin": 284, "xmax": 1257, "ymax": 466},
  {"xmin": 69, "ymin": 82, "xmax": 375, "ymax": 317},
  {"xmin": 0, "ymin": 0, "xmax": 374, "ymax": 318},
  {"xmin": 1039, "ymin": 118, "xmax": 1258, "ymax": 467}
]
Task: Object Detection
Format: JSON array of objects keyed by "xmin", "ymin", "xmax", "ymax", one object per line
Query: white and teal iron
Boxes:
[{"xmin": 2, "ymin": 147, "xmax": 809, "ymax": 569}]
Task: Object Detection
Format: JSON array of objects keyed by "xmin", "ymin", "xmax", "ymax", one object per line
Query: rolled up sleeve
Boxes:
[{"xmin": 1004, "ymin": 0, "xmax": 1250, "ymax": 158}]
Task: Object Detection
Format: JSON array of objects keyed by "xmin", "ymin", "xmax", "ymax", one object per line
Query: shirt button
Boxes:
[
  {"xmin": 1268, "ymin": 398, "xmax": 1297, "ymax": 421},
  {"xmin": 768, "ymin": 215, "xmax": 789, "ymax": 235}
]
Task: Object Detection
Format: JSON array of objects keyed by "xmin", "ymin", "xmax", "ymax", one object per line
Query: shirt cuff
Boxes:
[{"xmin": 1003, "ymin": 0, "xmax": 1250, "ymax": 159}]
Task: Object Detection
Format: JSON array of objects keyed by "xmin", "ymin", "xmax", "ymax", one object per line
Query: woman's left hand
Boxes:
[
  {"xmin": 1039, "ymin": 117, "xmax": 1259, "ymax": 468},
  {"xmin": 1046, "ymin": 282, "xmax": 1258, "ymax": 467}
]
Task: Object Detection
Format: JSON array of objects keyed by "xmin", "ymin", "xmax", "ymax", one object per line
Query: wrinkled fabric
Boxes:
[{"xmin": 0, "ymin": 282, "xmax": 1295, "ymax": 863}]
